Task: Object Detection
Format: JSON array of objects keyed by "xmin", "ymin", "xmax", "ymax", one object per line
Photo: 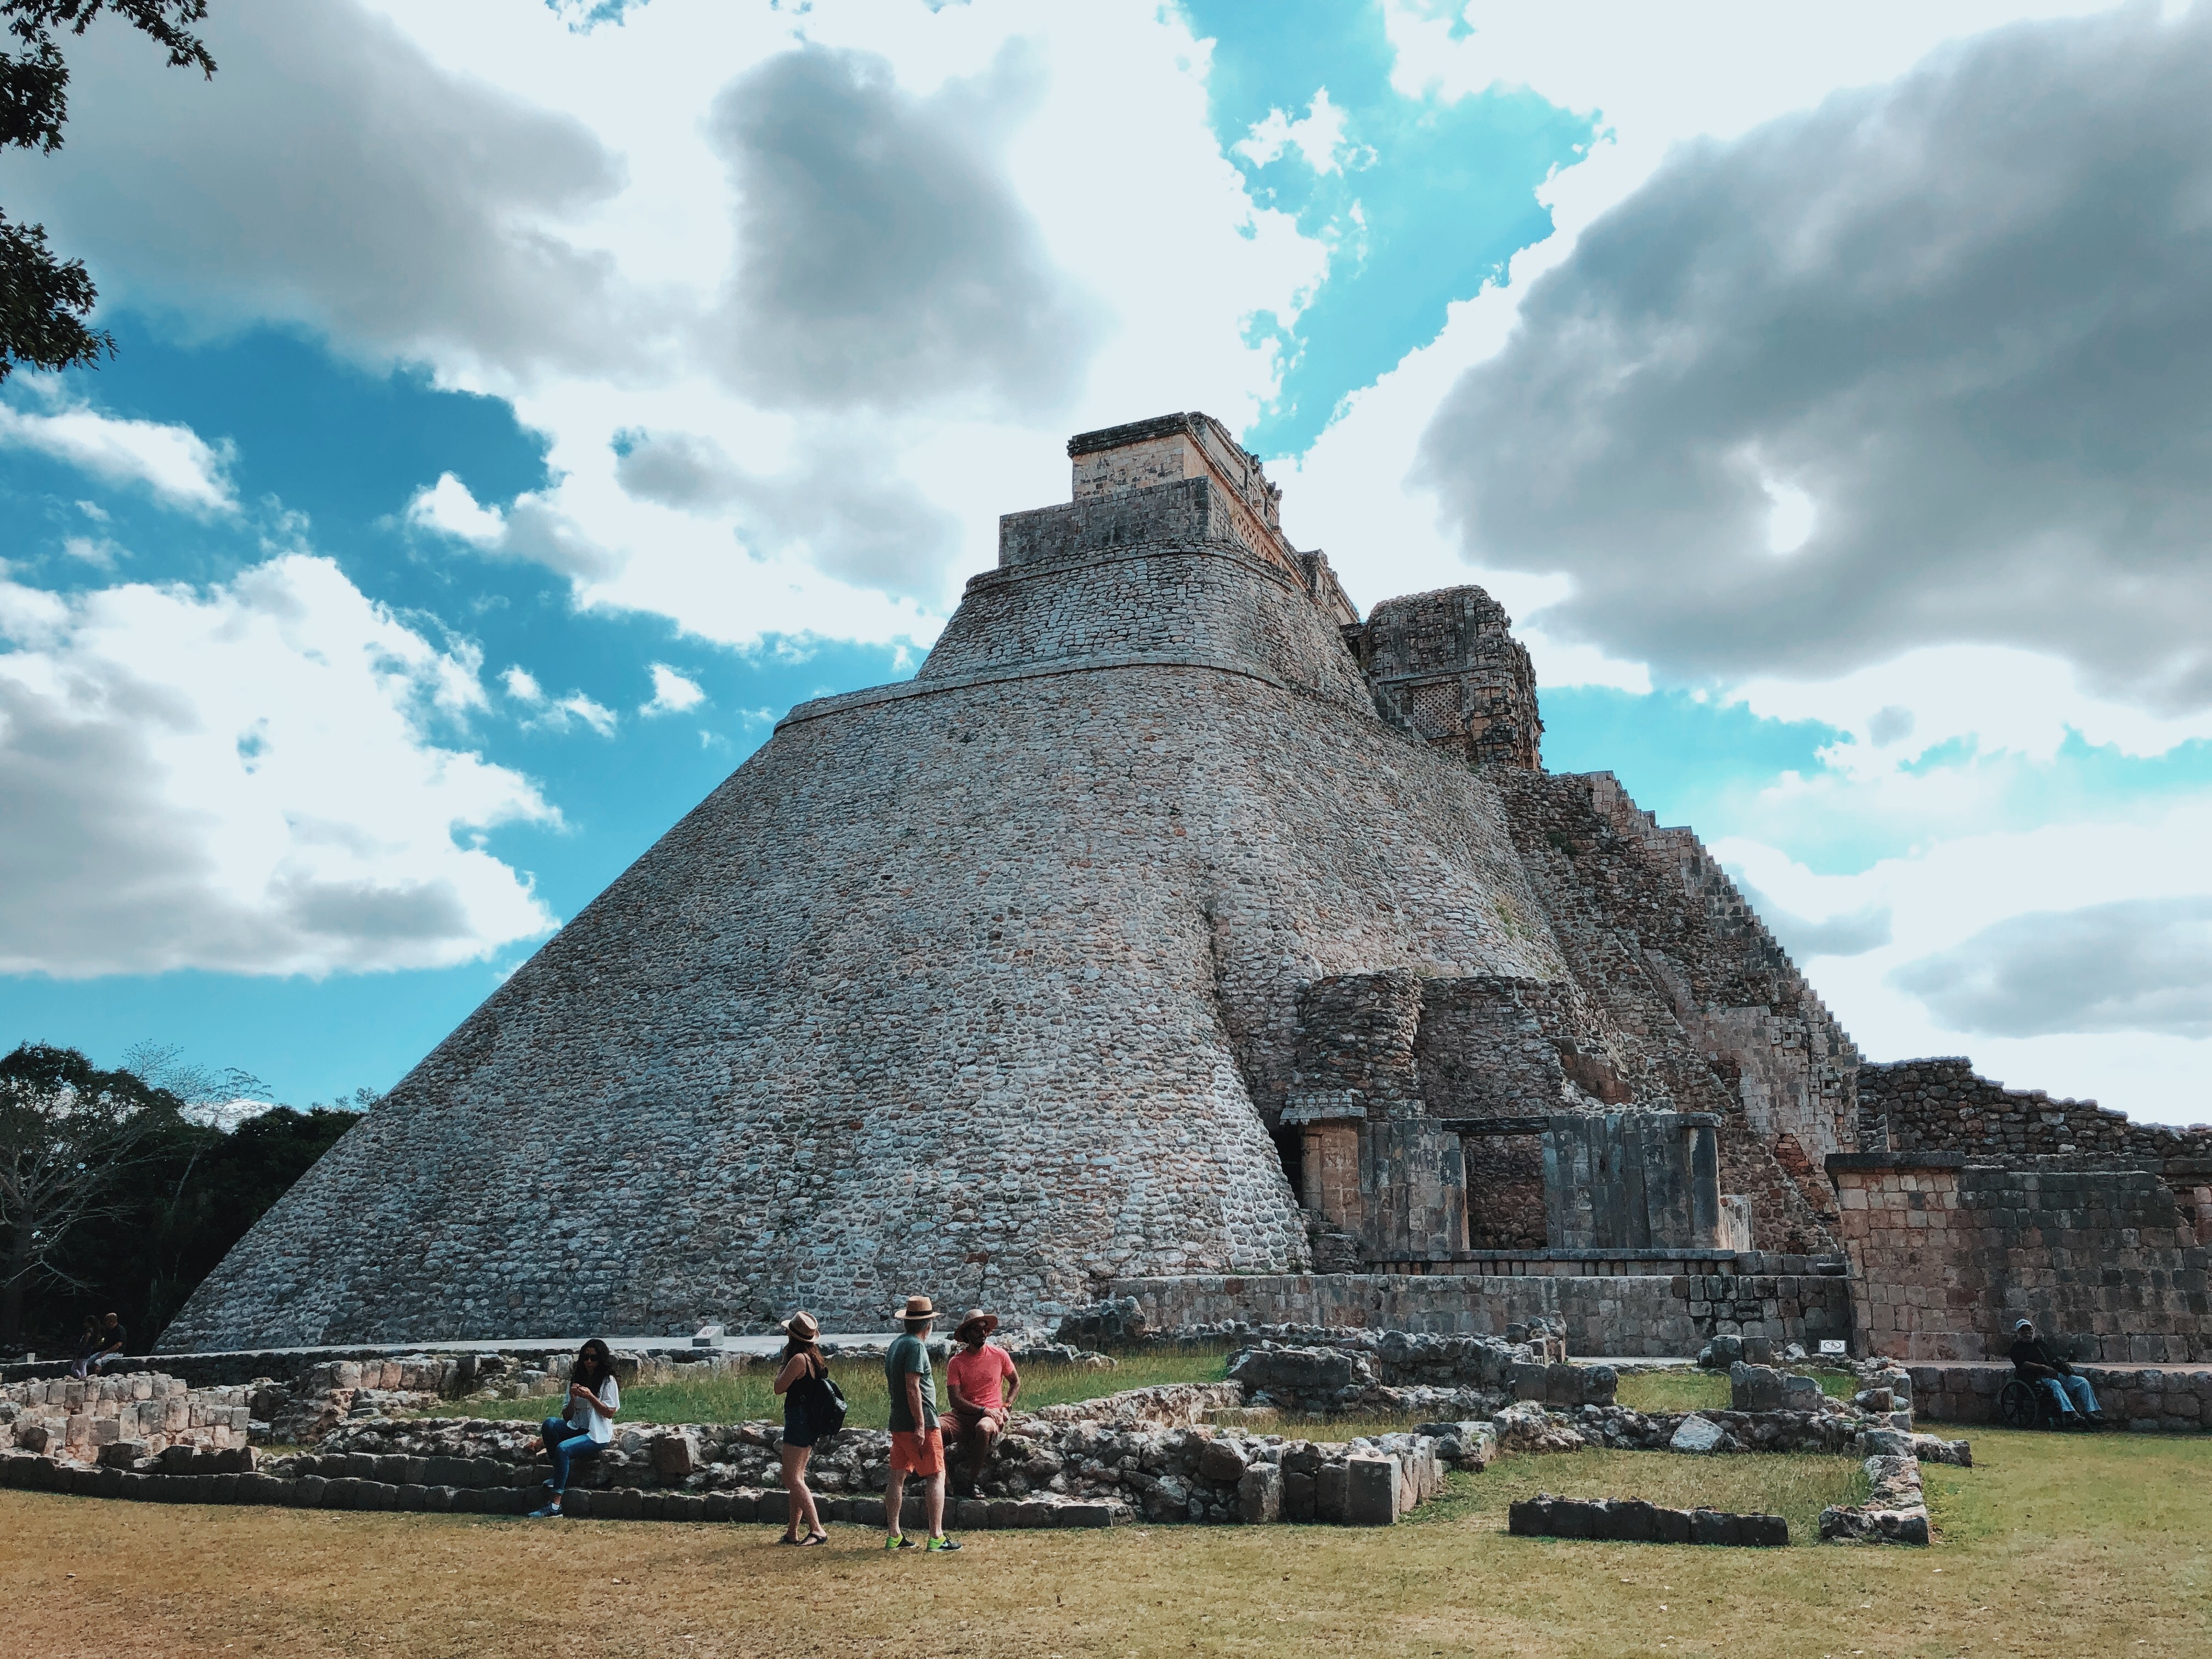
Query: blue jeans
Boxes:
[
  {"xmin": 2038, "ymin": 1374, "xmax": 2099, "ymax": 1417},
  {"xmin": 540, "ymin": 1417, "xmax": 597, "ymax": 1492}
]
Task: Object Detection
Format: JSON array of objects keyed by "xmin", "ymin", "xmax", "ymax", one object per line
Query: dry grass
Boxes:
[
  {"xmin": 7, "ymin": 1427, "xmax": 2207, "ymax": 1657},
  {"xmin": 448, "ymin": 1347, "xmax": 1235, "ymax": 1430}
]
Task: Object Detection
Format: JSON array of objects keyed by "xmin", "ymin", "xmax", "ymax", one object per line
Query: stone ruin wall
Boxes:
[
  {"xmin": 1351, "ymin": 586, "xmax": 1544, "ymax": 771},
  {"xmin": 1860, "ymin": 1058, "xmax": 2212, "ymax": 1235},
  {"xmin": 2, "ymin": 1373, "xmax": 252, "ymax": 1462},
  {"xmin": 1111, "ymin": 1270, "xmax": 1853, "ymax": 1358},
  {"xmin": 1830, "ymin": 1153, "xmax": 2212, "ymax": 1363},
  {"xmin": 1487, "ymin": 769, "xmax": 1854, "ymax": 1257}
]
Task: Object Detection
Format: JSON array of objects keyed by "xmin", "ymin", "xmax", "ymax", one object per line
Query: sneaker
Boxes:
[
  {"xmin": 925, "ymin": 1535, "xmax": 962, "ymax": 1553},
  {"xmin": 528, "ymin": 1505, "xmax": 563, "ymax": 1519},
  {"xmin": 884, "ymin": 1533, "xmax": 916, "ymax": 1551}
]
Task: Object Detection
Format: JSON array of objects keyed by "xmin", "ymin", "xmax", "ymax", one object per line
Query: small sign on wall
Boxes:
[{"xmin": 1818, "ymin": 1339, "xmax": 1848, "ymax": 1356}]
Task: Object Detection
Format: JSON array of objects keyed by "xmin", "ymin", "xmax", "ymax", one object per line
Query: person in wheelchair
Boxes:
[{"xmin": 2008, "ymin": 1318, "xmax": 2104, "ymax": 1428}]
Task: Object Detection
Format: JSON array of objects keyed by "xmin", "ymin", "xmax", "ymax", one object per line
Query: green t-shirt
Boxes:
[{"xmin": 885, "ymin": 1333, "xmax": 938, "ymax": 1432}]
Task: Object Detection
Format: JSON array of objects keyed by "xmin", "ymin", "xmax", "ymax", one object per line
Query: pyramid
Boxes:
[{"xmin": 162, "ymin": 414, "xmax": 1857, "ymax": 1348}]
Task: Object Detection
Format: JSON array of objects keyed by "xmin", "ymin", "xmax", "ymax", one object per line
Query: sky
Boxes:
[{"xmin": 1, "ymin": 0, "xmax": 2208, "ymax": 1127}]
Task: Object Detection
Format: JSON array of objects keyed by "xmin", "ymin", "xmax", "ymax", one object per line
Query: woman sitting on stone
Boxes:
[
  {"xmin": 765, "ymin": 1318, "xmax": 827, "ymax": 1557},
  {"xmin": 943, "ymin": 1308, "xmax": 1020, "ymax": 1499},
  {"xmin": 531, "ymin": 1338, "xmax": 620, "ymax": 1519},
  {"xmin": 772, "ymin": 1312, "xmax": 831, "ymax": 1544}
]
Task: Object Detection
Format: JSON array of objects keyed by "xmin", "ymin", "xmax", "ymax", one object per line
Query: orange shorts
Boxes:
[{"xmin": 889, "ymin": 1428, "xmax": 944, "ymax": 1476}]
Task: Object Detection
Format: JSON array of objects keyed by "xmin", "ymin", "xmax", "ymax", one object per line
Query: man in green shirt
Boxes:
[{"xmin": 882, "ymin": 1295, "xmax": 959, "ymax": 1551}]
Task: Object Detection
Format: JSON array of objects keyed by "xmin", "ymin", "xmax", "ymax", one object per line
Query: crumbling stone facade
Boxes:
[
  {"xmin": 1351, "ymin": 586, "xmax": 1542, "ymax": 769},
  {"xmin": 1829, "ymin": 1152, "xmax": 2212, "ymax": 1362},
  {"xmin": 154, "ymin": 410, "xmax": 2202, "ymax": 1364}
]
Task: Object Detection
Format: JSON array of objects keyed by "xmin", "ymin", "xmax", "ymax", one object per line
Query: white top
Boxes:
[{"xmin": 565, "ymin": 1373, "xmax": 620, "ymax": 1444}]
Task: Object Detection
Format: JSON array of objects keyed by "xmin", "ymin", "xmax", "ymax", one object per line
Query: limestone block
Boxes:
[
  {"xmin": 1669, "ymin": 1415, "xmax": 1726, "ymax": 1454},
  {"xmin": 1237, "ymin": 1463, "xmax": 1282, "ymax": 1524},
  {"xmin": 1689, "ymin": 1508, "xmax": 1739, "ymax": 1547},
  {"xmin": 651, "ymin": 1431, "xmax": 699, "ymax": 1481},
  {"xmin": 1314, "ymin": 1463, "xmax": 1348, "ymax": 1523},
  {"xmin": 1344, "ymin": 1456, "xmax": 1398, "ymax": 1526},
  {"xmin": 1198, "ymin": 1439, "xmax": 1249, "ymax": 1485}
]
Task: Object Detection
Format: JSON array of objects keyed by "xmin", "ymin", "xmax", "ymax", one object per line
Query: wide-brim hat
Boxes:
[
  {"xmin": 782, "ymin": 1311, "xmax": 820, "ymax": 1342},
  {"xmin": 954, "ymin": 1308, "xmax": 998, "ymax": 1341},
  {"xmin": 892, "ymin": 1295, "xmax": 939, "ymax": 1323}
]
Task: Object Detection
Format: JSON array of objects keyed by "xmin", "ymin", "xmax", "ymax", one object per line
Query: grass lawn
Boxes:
[
  {"xmin": 1615, "ymin": 1367, "xmax": 1857, "ymax": 1414},
  {"xmin": 447, "ymin": 1347, "xmax": 1236, "ymax": 1430},
  {"xmin": 6, "ymin": 1427, "xmax": 2205, "ymax": 1656}
]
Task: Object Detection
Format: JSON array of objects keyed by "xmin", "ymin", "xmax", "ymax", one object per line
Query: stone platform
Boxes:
[{"xmin": 1906, "ymin": 1360, "xmax": 2211, "ymax": 1434}]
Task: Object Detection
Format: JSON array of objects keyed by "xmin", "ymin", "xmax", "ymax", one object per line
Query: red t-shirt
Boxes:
[{"xmin": 945, "ymin": 1344, "xmax": 1017, "ymax": 1413}]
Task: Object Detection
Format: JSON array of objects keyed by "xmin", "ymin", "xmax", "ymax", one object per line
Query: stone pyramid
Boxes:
[{"xmin": 163, "ymin": 414, "xmax": 1855, "ymax": 1348}]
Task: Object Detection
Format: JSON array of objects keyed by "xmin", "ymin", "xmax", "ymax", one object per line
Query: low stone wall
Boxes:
[
  {"xmin": 1908, "ymin": 1363, "xmax": 2212, "ymax": 1434},
  {"xmin": 1110, "ymin": 1271, "xmax": 1853, "ymax": 1356},
  {"xmin": 1509, "ymin": 1494, "xmax": 1788, "ymax": 1546},
  {"xmin": 1819, "ymin": 1453, "xmax": 1930, "ymax": 1545},
  {"xmin": 1224, "ymin": 1338, "xmax": 1616, "ymax": 1419},
  {"xmin": 3, "ymin": 1342, "xmax": 755, "ymax": 1393},
  {"xmin": 0, "ymin": 1372, "xmax": 252, "ymax": 1460},
  {"xmin": 0, "ymin": 1404, "xmax": 1459, "ymax": 1530}
]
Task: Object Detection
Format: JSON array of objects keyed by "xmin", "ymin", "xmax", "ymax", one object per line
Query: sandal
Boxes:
[{"xmin": 799, "ymin": 1531, "xmax": 828, "ymax": 1546}]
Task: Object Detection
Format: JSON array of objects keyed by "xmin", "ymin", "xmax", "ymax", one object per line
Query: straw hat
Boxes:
[
  {"xmin": 954, "ymin": 1308, "xmax": 998, "ymax": 1343},
  {"xmin": 782, "ymin": 1311, "xmax": 821, "ymax": 1342},
  {"xmin": 891, "ymin": 1294, "xmax": 940, "ymax": 1324}
]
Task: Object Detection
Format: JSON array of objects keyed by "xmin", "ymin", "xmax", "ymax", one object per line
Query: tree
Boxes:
[
  {"xmin": 0, "ymin": 1042, "xmax": 369, "ymax": 1352},
  {"xmin": 0, "ymin": 2, "xmax": 216, "ymax": 381},
  {"xmin": 0, "ymin": 1041, "xmax": 183, "ymax": 1347}
]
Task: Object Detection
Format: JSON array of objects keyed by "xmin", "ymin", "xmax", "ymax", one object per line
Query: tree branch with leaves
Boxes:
[
  {"xmin": 0, "ymin": 1, "xmax": 216, "ymax": 381},
  {"xmin": 0, "ymin": 1042, "xmax": 185, "ymax": 1347}
]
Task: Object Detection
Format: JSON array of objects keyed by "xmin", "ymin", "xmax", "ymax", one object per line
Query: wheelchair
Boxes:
[{"xmin": 1996, "ymin": 1374, "xmax": 2076, "ymax": 1430}]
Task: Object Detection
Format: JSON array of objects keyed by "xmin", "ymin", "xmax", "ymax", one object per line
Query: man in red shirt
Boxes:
[{"xmin": 943, "ymin": 1308, "xmax": 1022, "ymax": 1499}]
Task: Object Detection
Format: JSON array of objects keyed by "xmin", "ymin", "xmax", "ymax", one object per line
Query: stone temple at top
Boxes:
[{"xmin": 165, "ymin": 413, "xmax": 2212, "ymax": 1364}]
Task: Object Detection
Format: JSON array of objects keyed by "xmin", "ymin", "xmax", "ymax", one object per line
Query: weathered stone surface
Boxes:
[
  {"xmin": 1237, "ymin": 1463, "xmax": 1282, "ymax": 1524},
  {"xmin": 1669, "ymin": 1415, "xmax": 1726, "ymax": 1454},
  {"xmin": 1344, "ymin": 1456, "xmax": 1398, "ymax": 1526},
  {"xmin": 161, "ymin": 417, "xmax": 1875, "ymax": 1347}
]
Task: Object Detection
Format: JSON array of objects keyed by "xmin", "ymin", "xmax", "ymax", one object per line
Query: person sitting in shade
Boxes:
[
  {"xmin": 943, "ymin": 1308, "xmax": 1021, "ymax": 1499},
  {"xmin": 532, "ymin": 1338, "xmax": 621, "ymax": 1516},
  {"xmin": 69, "ymin": 1312, "xmax": 127, "ymax": 1379},
  {"xmin": 2009, "ymin": 1318, "xmax": 2103, "ymax": 1428}
]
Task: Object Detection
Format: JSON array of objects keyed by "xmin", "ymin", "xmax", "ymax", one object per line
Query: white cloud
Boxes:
[
  {"xmin": 639, "ymin": 663, "xmax": 704, "ymax": 717},
  {"xmin": 0, "ymin": 397, "xmax": 236, "ymax": 514},
  {"xmin": 0, "ymin": 553, "xmax": 558, "ymax": 977},
  {"xmin": 497, "ymin": 659, "xmax": 617, "ymax": 736},
  {"xmin": 405, "ymin": 472, "xmax": 620, "ymax": 580},
  {"xmin": 1716, "ymin": 797, "xmax": 2212, "ymax": 1124},
  {"xmin": 0, "ymin": 0, "xmax": 653, "ymax": 382},
  {"xmin": 1235, "ymin": 87, "xmax": 1352, "ymax": 175},
  {"xmin": 407, "ymin": 472, "xmax": 507, "ymax": 548}
]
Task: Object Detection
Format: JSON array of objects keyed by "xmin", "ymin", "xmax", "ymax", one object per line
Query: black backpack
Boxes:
[{"xmin": 802, "ymin": 1363, "xmax": 848, "ymax": 1434}]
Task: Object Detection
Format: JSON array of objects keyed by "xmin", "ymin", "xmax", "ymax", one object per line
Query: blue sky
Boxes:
[{"xmin": 3, "ymin": 0, "xmax": 2209, "ymax": 1124}]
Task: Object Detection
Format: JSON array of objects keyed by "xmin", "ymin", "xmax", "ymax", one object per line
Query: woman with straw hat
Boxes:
[{"xmin": 772, "ymin": 1311, "xmax": 830, "ymax": 1544}]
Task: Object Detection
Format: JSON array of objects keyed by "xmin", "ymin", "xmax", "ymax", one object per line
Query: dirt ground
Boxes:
[{"xmin": 4, "ymin": 1429, "xmax": 2205, "ymax": 1657}]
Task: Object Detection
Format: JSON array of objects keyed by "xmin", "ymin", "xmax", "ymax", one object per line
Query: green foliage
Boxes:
[
  {"xmin": 1, "ymin": 1042, "xmax": 361, "ymax": 1352},
  {"xmin": 0, "ymin": 1, "xmax": 216, "ymax": 380},
  {"xmin": 0, "ymin": 1041, "xmax": 183, "ymax": 1345}
]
